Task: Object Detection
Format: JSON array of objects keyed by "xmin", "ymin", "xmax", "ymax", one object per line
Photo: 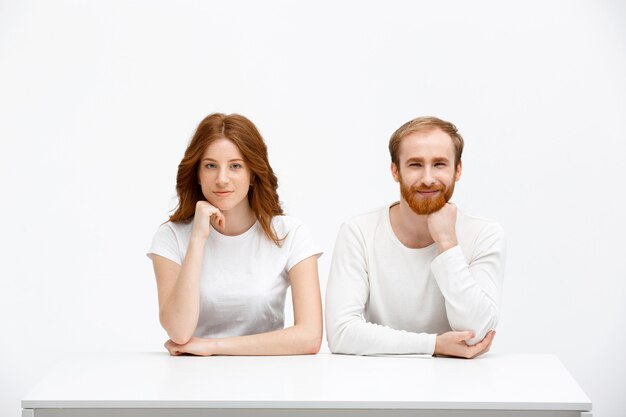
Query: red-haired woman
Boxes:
[{"xmin": 148, "ymin": 113, "xmax": 323, "ymax": 356}]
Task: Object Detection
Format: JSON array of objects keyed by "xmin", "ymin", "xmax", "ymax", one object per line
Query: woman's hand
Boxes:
[
  {"xmin": 164, "ymin": 337, "xmax": 215, "ymax": 356},
  {"xmin": 191, "ymin": 201, "xmax": 225, "ymax": 240}
]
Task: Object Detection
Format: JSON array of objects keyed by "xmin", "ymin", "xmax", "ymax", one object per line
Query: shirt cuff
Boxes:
[{"xmin": 425, "ymin": 333, "xmax": 437, "ymax": 355}]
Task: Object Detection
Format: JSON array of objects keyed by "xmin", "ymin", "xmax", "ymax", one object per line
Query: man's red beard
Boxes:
[{"xmin": 399, "ymin": 173, "xmax": 455, "ymax": 215}]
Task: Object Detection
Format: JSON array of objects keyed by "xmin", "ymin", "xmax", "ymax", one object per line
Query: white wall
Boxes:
[{"xmin": 1, "ymin": 0, "xmax": 624, "ymax": 416}]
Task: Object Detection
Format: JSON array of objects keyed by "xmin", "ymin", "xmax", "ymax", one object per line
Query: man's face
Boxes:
[{"xmin": 391, "ymin": 128, "xmax": 462, "ymax": 215}]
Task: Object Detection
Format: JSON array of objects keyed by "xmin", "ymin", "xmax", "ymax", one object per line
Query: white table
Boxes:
[{"xmin": 22, "ymin": 352, "xmax": 592, "ymax": 417}]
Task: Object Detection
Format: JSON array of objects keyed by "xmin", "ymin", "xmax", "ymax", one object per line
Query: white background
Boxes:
[{"xmin": 1, "ymin": 1, "xmax": 624, "ymax": 416}]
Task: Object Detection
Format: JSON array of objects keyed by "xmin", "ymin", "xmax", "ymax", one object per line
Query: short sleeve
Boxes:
[
  {"xmin": 147, "ymin": 223, "xmax": 182, "ymax": 265},
  {"xmin": 285, "ymin": 222, "xmax": 323, "ymax": 271}
]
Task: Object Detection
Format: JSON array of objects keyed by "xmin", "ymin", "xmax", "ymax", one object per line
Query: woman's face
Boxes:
[{"xmin": 198, "ymin": 137, "xmax": 252, "ymax": 212}]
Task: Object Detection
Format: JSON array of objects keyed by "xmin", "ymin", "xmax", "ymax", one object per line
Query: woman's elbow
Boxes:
[
  {"xmin": 165, "ymin": 322, "xmax": 194, "ymax": 345},
  {"xmin": 169, "ymin": 333, "xmax": 193, "ymax": 345},
  {"xmin": 305, "ymin": 335, "xmax": 322, "ymax": 354},
  {"xmin": 297, "ymin": 326, "xmax": 323, "ymax": 354},
  {"xmin": 160, "ymin": 314, "xmax": 194, "ymax": 345}
]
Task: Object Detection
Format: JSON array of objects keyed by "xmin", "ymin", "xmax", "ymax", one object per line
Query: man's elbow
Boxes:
[
  {"xmin": 465, "ymin": 311, "xmax": 499, "ymax": 346},
  {"xmin": 478, "ymin": 305, "xmax": 499, "ymax": 336},
  {"xmin": 326, "ymin": 327, "xmax": 352, "ymax": 354},
  {"xmin": 325, "ymin": 317, "xmax": 359, "ymax": 354},
  {"xmin": 327, "ymin": 339, "xmax": 341, "ymax": 354},
  {"xmin": 327, "ymin": 335, "xmax": 364, "ymax": 355}
]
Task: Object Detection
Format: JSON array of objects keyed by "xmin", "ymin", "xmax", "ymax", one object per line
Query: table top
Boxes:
[{"xmin": 22, "ymin": 352, "xmax": 591, "ymax": 411}]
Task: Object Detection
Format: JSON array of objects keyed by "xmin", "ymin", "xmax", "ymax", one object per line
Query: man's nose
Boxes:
[{"xmin": 421, "ymin": 168, "xmax": 436, "ymax": 186}]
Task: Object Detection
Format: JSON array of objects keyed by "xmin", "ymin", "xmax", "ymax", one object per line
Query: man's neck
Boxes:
[{"xmin": 389, "ymin": 200, "xmax": 435, "ymax": 249}]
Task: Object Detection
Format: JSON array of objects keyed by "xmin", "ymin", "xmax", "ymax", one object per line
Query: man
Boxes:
[{"xmin": 325, "ymin": 116, "xmax": 505, "ymax": 358}]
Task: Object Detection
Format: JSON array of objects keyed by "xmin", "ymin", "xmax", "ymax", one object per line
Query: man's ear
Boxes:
[
  {"xmin": 391, "ymin": 162, "xmax": 400, "ymax": 183},
  {"xmin": 454, "ymin": 160, "xmax": 463, "ymax": 182}
]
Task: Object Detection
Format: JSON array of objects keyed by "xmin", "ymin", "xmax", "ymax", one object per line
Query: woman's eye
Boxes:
[
  {"xmin": 206, "ymin": 163, "xmax": 216, "ymax": 169},
  {"xmin": 231, "ymin": 163, "xmax": 242, "ymax": 169}
]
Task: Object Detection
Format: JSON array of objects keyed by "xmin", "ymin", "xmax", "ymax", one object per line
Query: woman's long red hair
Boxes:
[{"xmin": 169, "ymin": 113, "xmax": 284, "ymax": 246}]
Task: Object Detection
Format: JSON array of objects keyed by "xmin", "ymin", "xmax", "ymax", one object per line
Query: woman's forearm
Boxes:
[
  {"xmin": 193, "ymin": 324, "xmax": 322, "ymax": 356},
  {"xmin": 159, "ymin": 237, "xmax": 206, "ymax": 344}
]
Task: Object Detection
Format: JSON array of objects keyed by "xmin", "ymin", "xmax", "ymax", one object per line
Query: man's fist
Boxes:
[
  {"xmin": 427, "ymin": 202, "xmax": 458, "ymax": 253},
  {"xmin": 434, "ymin": 330, "xmax": 495, "ymax": 359}
]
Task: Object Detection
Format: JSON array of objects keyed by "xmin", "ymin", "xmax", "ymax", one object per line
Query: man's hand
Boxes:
[
  {"xmin": 427, "ymin": 202, "xmax": 458, "ymax": 253},
  {"xmin": 434, "ymin": 330, "xmax": 495, "ymax": 359},
  {"xmin": 164, "ymin": 337, "xmax": 215, "ymax": 356}
]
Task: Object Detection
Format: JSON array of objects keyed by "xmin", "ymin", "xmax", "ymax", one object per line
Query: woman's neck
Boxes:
[{"xmin": 210, "ymin": 201, "xmax": 257, "ymax": 236}]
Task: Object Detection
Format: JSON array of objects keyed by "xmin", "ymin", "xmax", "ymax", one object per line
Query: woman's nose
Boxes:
[{"xmin": 216, "ymin": 168, "xmax": 229, "ymax": 185}]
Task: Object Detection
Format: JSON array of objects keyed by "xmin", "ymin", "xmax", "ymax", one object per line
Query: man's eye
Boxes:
[
  {"xmin": 409, "ymin": 163, "xmax": 421, "ymax": 167},
  {"xmin": 435, "ymin": 163, "xmax": 447, "ymax": 167}
]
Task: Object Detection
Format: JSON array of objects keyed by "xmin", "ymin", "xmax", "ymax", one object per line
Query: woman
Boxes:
[{"xmin": 148, "ymin": 113, "xmax": 323, "ymax": 356}]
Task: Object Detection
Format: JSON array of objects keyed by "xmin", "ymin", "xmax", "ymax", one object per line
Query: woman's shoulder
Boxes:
[
  {"xmin": 270, "ymin": 214, "xmax": 320, "ymax": 257},
  {"xmin": 270, "ymin": 214, "xmax": 306, "ymax": 234},
  {"xmin": 155, "ymin": 219, "xmax": 194, "ymax": 238}
]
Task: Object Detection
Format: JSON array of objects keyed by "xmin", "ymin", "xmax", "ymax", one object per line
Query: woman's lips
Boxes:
[{"xmin": 213, "ymin": 191, "xmax": 233, "ymax": 197}]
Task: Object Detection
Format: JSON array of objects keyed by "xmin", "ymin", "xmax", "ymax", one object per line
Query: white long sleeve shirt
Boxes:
[{"xmin": 325, "ymin": 203, "xmax": 506, "ymax": 355}]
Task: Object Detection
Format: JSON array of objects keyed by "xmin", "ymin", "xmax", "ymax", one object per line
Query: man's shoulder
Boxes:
[
  {"xmin": 343, "ymin": 205, "xmax": 388, "ymax": 230},
  {"xmin": 333, "ymin": 205, "xmax": 392, "ymax": 247},
  {"xmin": 457, "ymin": 210, "xmax": 504, "ymax": 241}
]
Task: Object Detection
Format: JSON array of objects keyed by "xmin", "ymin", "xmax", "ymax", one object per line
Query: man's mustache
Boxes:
[{"xmin": 410, "ymin": 184, "xmax": 445, "ymax": 192}]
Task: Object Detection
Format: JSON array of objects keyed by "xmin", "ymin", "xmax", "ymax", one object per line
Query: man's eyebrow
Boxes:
[{"xmin": 405, "ymin": 156, "xmax": 450, "ymax": 163}]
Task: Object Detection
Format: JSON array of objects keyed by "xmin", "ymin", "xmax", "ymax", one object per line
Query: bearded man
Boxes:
[{"xmin": 325, "ymin": 116, "xmax": 506, "ymax": 358}]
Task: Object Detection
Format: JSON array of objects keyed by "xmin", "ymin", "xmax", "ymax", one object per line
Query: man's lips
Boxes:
[{"xmin": 416, "ymin": 189, "xmax": 441, "ymax": 196}]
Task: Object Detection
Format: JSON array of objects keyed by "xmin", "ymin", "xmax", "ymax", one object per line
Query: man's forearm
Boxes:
[
  {"xmin": 431, "ymin": 245, "xmax": 501, "ymax": 345},
  {"xmin": 327, "ymin": 316, "xmax": 436, "ymax": 355}
]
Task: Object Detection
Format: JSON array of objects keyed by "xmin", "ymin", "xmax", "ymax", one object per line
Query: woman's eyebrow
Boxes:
[{"xmin": 201, "ymin": 158, "xmax": 244, "ymax": 162}]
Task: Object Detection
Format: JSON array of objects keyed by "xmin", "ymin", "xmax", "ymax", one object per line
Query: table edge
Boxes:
[{"xmin": 21, "ymin": 400, "xmax": 593, "ymax": 411}]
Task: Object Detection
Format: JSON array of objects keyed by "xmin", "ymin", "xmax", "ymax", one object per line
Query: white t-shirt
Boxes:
[
  {"xmin": 148, "ymin": 215, "xmax": 322, "ymax": 339},
  {"xmin": 325, "ymin": 203, "xmax": 506, "ymax": 355}
]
